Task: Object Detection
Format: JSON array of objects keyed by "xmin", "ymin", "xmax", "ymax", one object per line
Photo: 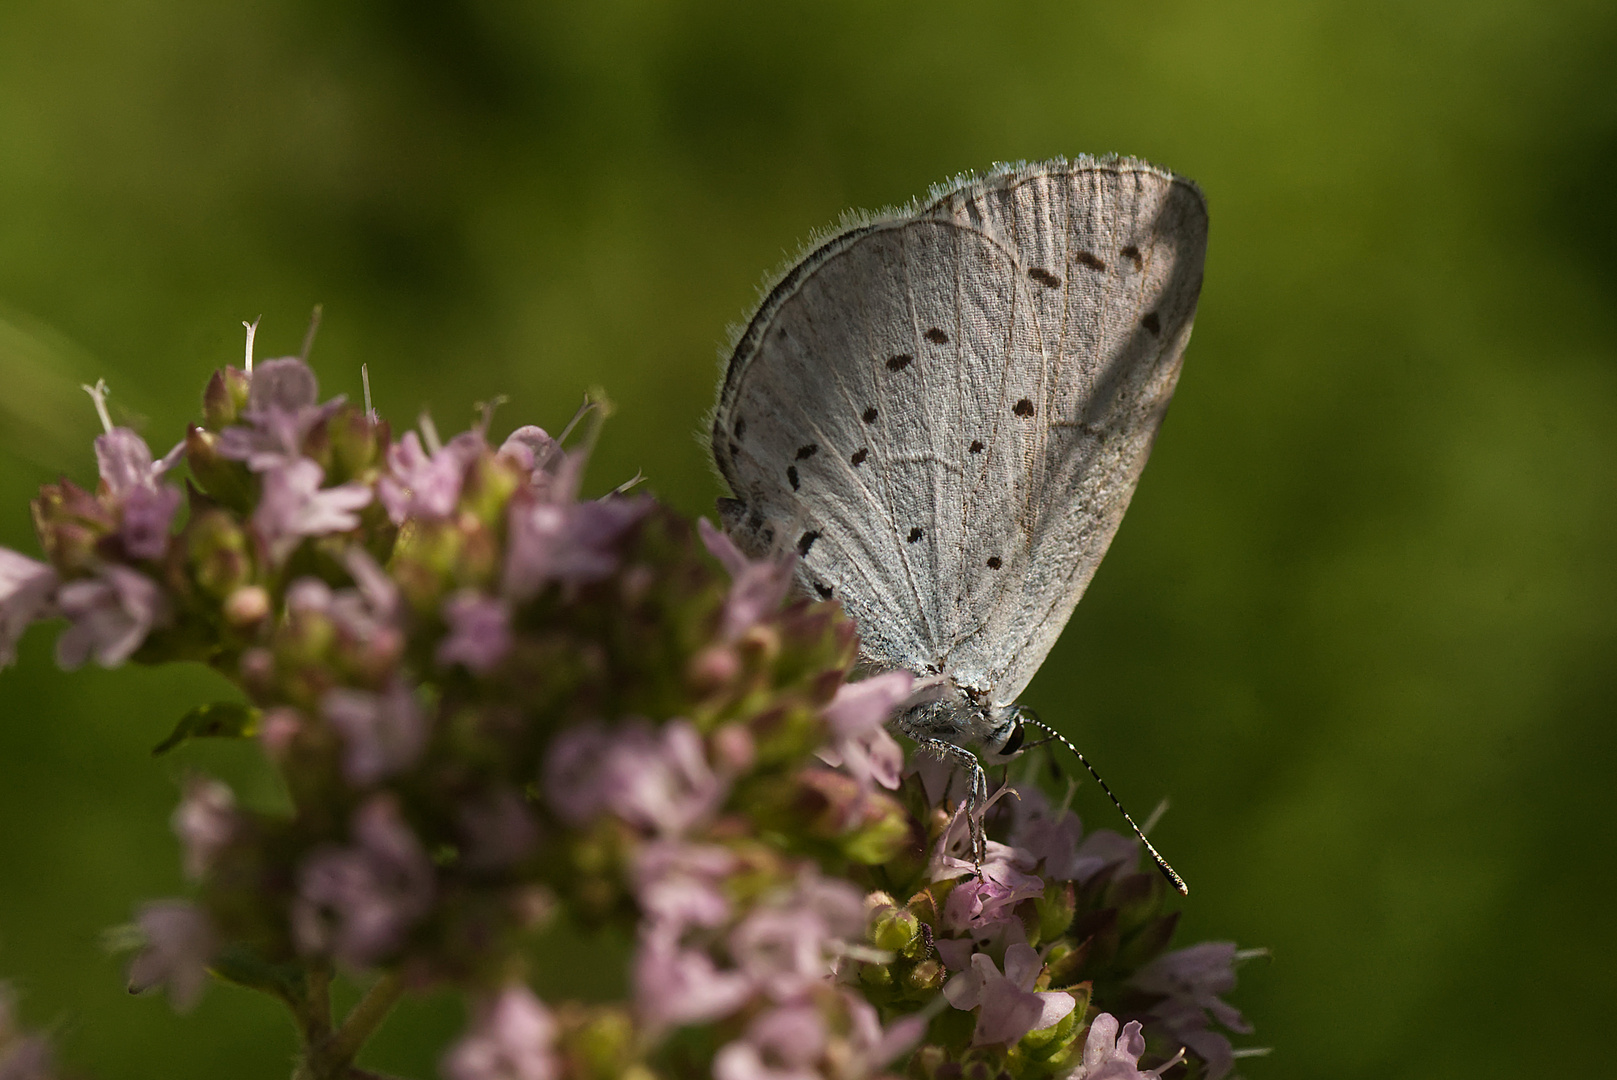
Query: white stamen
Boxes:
[
  {"xmin": 81, "ymin": 379, "xmax": 114, "ymax": 434},
  {"xmin": 1140, "ymin": 798, "xmax": 1170, "ymax": 837},
  {"xmin": 418, "ymin": 411, "xmax": 443, "ymax": 455},
  {"xmin": 361, "ymin": 364, "xmax": 374, "ymax": 419},
  {"xmin": 474, "ymin": 395, "xmax": 509, "ymax": 437},
  {"xmin": 603, "ymin": 470, "xmax": 645, "ymax": 498},
  {"xmin": 1235, "ymin": 947, "xmax": 1271, "ymax": 963},
  {"xmin": 242, "ymin": 317, "xmax": 261, "ymax": 374},
  {"xmin": 299, "ymin": 303, "xmax": 323, "ymax": 361},
  {"xmin": 1231, "ymin": 1047, "xmax": 1274, "ymax": 1059}
]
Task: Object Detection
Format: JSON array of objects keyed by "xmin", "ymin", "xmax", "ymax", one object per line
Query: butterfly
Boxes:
[{"xmin": 710, "ymin": 157, "xmax": 1207, "ymax": 891}]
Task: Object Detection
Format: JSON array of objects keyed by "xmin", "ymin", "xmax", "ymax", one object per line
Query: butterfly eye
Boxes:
[{"xmin": 998, "ymin": 721, "xmax": 1026, "ymax": 757}]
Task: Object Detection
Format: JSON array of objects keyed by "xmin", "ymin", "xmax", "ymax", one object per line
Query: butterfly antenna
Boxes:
[{"xmin": 1019, "ymin": 713, "xmax": 1189, "ymax": 895}]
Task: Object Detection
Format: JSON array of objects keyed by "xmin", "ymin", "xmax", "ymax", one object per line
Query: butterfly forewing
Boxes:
[{"xmin": 713, "ymin": 157, "xmax": 1207, "ymax": 702}]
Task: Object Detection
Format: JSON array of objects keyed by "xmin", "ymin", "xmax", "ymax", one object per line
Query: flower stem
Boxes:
[
  {"xmin": 327, "ymin": 971, "xmax": 406, "ymax": 1067},
  {"xmin": 292, "ymin": 971, "xmax": 405, "ymax": 1080}
]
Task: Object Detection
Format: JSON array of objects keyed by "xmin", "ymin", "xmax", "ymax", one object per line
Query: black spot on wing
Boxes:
[
  {"xmin": 728, "ymin": 442, "xmax": 739, "ymax": 459},
  {"xmin": 813, "ymin": 581, "xmax": 833, "ymax": 599},
  {"xmin": 795, "ymin": 444, "xmax": 818, "ymax": 460},
  {"xmin": 924, "ymin": 328, "xmax": 949, "ymax": 345},
  {"xmin": 797, "ymin": 530, "xmax": 820, "ymax": 556},
  {"xmin": 887, "ymin": 354, "xmax": 912, "ymax": 371},
  {"xmin": 1121, "ymin": 245, "xmax": 1143, "ymax": 270},
  {"xmin": 1028, "ymin": 267, "xmax": 1062, "ymax": 288},
  {"xmin": 1141, "ymin": 311, "xmax": 1161, "ymax": 335},
  {"xmin": 1075, "ymin": 251, "xmax": 1106, "ymax": 272},
  {"xmin": 907, "ymin": 527, "xmax": 923, "ymax": 543},
  {"xmin": 1013, "ymin": 399, "xmax": 1035, "ymax": 418},
  {"xmin": 986, "ymin": 556, "xmax": 1002, "ymax": 569},
  {"xmin": 969, "ymin": 439, "xmax": 984, "ymax": 454},
  {"xmin": 733, "ymin": 417, "xmax": 746, "ymax": 439},
  {"xmin": 862, "ymin": 406, "xmax": 878, "ymax": 423},
  {"xmin": 787, "ymin": 465, "xmax": 799, "ymax": 491},
  {"xmin": 850, "ymin": 448, "xmax": 868, "ymax": 466}
]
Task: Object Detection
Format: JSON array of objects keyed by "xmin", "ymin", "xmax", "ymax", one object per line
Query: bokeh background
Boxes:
[{"xmin": 1, "ymin": 1, "xmax": 1613, "ymax": 1077}]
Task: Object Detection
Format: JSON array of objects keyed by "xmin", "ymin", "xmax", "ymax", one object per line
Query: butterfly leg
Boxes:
[{"xmin": 913, "ymin": 737, "xmax": 989, "ymax": 867}]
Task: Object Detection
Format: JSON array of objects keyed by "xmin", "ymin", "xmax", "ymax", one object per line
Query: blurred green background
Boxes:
[{"xmin": 1, "ymin": 1, "xmax": 1613, "ymax": 1077}]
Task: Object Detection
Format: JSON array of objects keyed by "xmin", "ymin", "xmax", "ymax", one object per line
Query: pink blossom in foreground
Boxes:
[
  {"xmin": 633, "ymin": 933, "xmax": 754, "ymax": 1030},
  {"xmin": 322, "ymin": 679, "xmax": 430, "ymax": 785},
  {"xmin": 54, "ymin": 564, "xmax": 169, "ymax": 669},
  {"xmin": 292, "ymin": 796, "xmax": 434, "ymax": 968},
  {"xmin": 254, "ymin": 458, "xmax": 372, "ymax": 563},
  {"xmin": 632, "ymin": 841, "xmax": 736, "ymax": 935},
  {"xmin": 0, "ymin": 549, "xmax": 56, "ymax": 667},
  {"xmin": 1069, "ymin": 1013, "xmax": 1183, "ymax": 1080},
  {"xmin": 942, "ymin": 943, "xmax": 1075, "ymax": 1047},
  {"xmin": 215, "ymin": 357, "xmax": 342, "ymax": 471},
  {"xmin": 503, "ymin": 494, "xmax": 649, "ymax": 596},
  {"xmin": 713, "ymin": 1005, "xmax": 825, "ymax": 1080},
  {"xmin": 544, "ymin": 720, "xmax": 725, "ymax": 836},
  {"xmin": 697, "ymin": 518, "xmax": 795, "ymax": 641},
  {"xmin": 818, "ymin": 672, "xmax": 912, "ymax": 791},
  {"xmin": 441, "ymin": 984, "xmax": 558, "ymax": 1080},
  {"xmin": 125, "ymin": 901, "xmax": 218, "ymax": 1012},
  {"xmin": 171, "ymin": 776, "xmax": 237, "ymax": 882},
  {"xmin": 437, "ymin": 591, "xmax": 512, "ymax": 674},
  {"xmin": 378, "ymin": 429, "xmax": 483, "ymax": 523},
  {"xmin": 1128, "ymin": 942, "xmax": 1251, "ymax": 1080}
]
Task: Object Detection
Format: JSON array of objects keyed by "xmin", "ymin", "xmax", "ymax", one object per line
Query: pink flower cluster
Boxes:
[{"xmin": 0, "ymin": 331, "xmax": 1261, "ymax": 1080}]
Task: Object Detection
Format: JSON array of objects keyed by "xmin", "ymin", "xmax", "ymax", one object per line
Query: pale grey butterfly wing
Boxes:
[
  {"xmin": 712, "ymin": 157, "xmax": 1207, "ymax": 704},
  {"xmin": 920, "ymin": 160, "xmax": 1208, "ymax": 702}
]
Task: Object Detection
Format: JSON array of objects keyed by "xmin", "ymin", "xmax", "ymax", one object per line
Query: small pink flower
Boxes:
[
  {"xmin": 1128, "ymin": 942, "xmax": 1252, "ymax": 1080},
  {"xmin": 215, "ymin": 357, "xmax": 341, "ymax": 471},
  {"xmin": 713, "ymin": 1005, "xmax": 826, "ymax": 1080},
  {"xmin": 1070, "ymin": 1013, "xmax": 1183, "ymax": 1080},
  {"xmin": 697, "ymin": 518, "xmax": 795, "ymax": 641},
  {"xmin": 0, "ymin": 548, "xmax": 57, "ymax": 668},
  {"xmin": 126, "ymin": 901, "xmax": 217, "ymax": 1012},
  {"xmin": 437, "ymin": 591, "xmax": 511, "ymax": 674},
  {"xmin": 544, "ymin": 720, "xmax": 724, "ymax": 836},
  {"xmin": 322, "ymin": 679, "xmax": 430, "ymax": 785},
  {"xmin": 292, "ymin": 796, "xmax": 434, "ymax": 968},
  {"xmin": 54, "ymin": 564, "xmax": 169, "ymax": 669},
  {"xmin": 441, "ymin": 984, "xmax": 558, "ymax": 1080},
  {"xmin": 503, "ymin": 494, "xmax": 648, "ymax": 597},
  {"xmin": 942, "ymin": 943, "xmax": 1074, "ymax": 1047},
  {"xmin": 633, "ymin": 934, "xmax": 753, "ymax": 1030},
  {"xmin": 818, "ymin": 672, "xmax": 912, "ymax": 790},
  {"xmin": 377, "ymin": 430, "xmax": 483, "ymax": 524},
  {"xmin": 171, "ymin": 776, "xmax": 236, "ymax": 882},
  {"xmin": 632, "ymin": 841, "xmax": 736, "ymax": 936},
  {"xmin": 254, "ymin": 458, "xmax": 372, "ymax": 563},
  {"xmin": 942, "ymin": 848, "xmax": 1045, "ymax": 933}
]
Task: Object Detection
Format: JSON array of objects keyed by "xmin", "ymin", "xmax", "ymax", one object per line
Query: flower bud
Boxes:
[
  {"xmin": 905, "ymin": 957, "xmax": 945, "ymax": 993},
  {"xmin": 687, "ymin": 645, "xmax": 742, "ymax": 693},
  {"xmin": 31, "ymin": 480, "xmax": 114, "ymax": 576},
  {"xmin": 223, "ymin": 585, "xmax": 271, "ymax": 627},
  {"xmin": 202, "ymin": 366, "xmax": 250, "ymax": 430},
  {"xmin": 185, "ymin": 427, "xmax": 255, "ymax": 512},
  {"xmin": 1034, "ymin": 878, "xmax": 1077, "ymax": 948},
  {"xmin": 327, "ymin": 406, "xmax": 387, "ymax": 484},
  {"xmin": 710, "ymin": 722, "xmax": 754, "ymax": 772},
  {"xmin": 187, "ymin": 509, "xmax": 254, "ymax": 598},
  {"xmin": 870, "ymin": 903, "xmax": 921, "ymax": 955}
]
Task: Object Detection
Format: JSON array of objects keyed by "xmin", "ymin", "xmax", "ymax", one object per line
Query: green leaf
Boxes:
[
  {"xmin": 208, "ymin": 943, "xmax": 307, "ymax": 1005},
  {"xmin": 152, "ymin": 701, "xmax": 261, "ymax": 755}
]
